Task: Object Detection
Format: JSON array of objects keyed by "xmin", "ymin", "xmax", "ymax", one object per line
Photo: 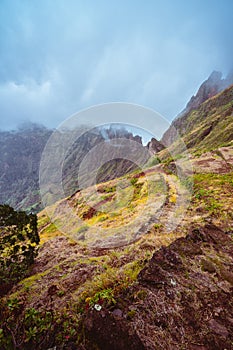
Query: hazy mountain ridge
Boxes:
[
  {"xmin": 0, "ymin": 125, "xmax": 143, "ymax": 212},
  {"xmin": 1, "ymin": 71, "xmax": 232, "ymax": 213},
  {"xmin": 162, "ymin": 71, "xmax": 233, "ymax": 146},
  {"xmin": 0, "ymin": 125, "xmax": 52, "ymax": 212},
  {"xmin": 61, "ymin": 126, "xmax": 144, "ymax": 198},
  {"xmin": 160, "ymin": 84, "xmax": 233, "ymax": 158},
  {"xmin": 184, "ymin": 70, "xmax": 233, "ymax": 114}
]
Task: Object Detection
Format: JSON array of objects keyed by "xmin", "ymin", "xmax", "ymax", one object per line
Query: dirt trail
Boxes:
[{"xmin": 134, "ymin": 169, "xmax": 191, "ymax": 239}]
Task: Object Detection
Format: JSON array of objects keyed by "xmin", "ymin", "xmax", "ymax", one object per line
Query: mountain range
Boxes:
[{"xmin": 0, "ymin": 125, "xmax": 143, "ymax": 212}]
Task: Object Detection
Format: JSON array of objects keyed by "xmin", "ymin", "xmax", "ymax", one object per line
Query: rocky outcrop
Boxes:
[
  {"xmin": 146, "ymin": 137, "xmax": 165, "ymax": 154},
  {"xmin": 191, "ymin": 146, "xmax": 233, "ymax": 173},
  {"xmin": 185, "ymin": 71, "xmax": 223, "ymax": 113},
  {"xmin": 84, "ymin": 224, "xmax": 233, "ymax": 349}
]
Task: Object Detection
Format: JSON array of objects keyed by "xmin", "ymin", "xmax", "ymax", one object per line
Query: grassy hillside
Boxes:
[{"xmin": 0, "ymin": 153, "xmax": 232, "ymax": 348}]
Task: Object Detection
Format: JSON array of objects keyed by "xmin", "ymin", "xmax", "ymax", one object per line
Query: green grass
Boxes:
[{"xmin": 192, "ymin": 173, "xmax": 233, "ymax": 218}]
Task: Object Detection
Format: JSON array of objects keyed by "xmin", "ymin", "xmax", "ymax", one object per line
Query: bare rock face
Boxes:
[
  {"xmin": 146, "ymin": 137, "xmax": 165, "ymax": 154},
  {"xmin": 182, "ymin": 70, "xmax": 233, "ymax": 117},
  {"xmin": 185, "ymin": 71, "xmax": 223, "ymax": 112}
]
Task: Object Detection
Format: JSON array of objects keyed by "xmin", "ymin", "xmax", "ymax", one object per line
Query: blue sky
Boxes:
[{"xmin": 0, "ymin": 0, "xmax": 233, "ymax": 131}]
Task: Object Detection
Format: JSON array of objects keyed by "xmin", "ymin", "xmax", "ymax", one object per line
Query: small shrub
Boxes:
[
  {"xmin": 0, "ymin": 205, "xmax": 39, "ymax": 295},
  {"xmin": 130, "ymin": 178, "xmax": 138, "ymax": 186},
  {"xmin": 146, "ymin": 157, "xmax": 161, "ymax": 167},
  {"xmin": 153, "ymin": 223, "xmax": 163, "ymax": 230}
]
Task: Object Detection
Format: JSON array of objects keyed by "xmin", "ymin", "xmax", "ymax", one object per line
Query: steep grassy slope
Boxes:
[
  {"xmin": 162, "ymin": 72, "xmax": 233, "ymax": 147},
  {"xmin": 159, "ymin": 85, "xmax": 233, "ymax": 166},
  {"xmin": 39, "ymin": 166, "xmax": 178, "ymax": 248},
  {"xmin": 0, "ymin": 156, "xmax": 232, "ymax": 349},
  {"xmin": 180, "ymin": 85, "xmax": 233, "ymax": 152}
]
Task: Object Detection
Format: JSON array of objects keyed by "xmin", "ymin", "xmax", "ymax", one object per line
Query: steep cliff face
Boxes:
[
  {"xmin": 0, "ymin": 125, "xmax": 52, "ymax": 212},
  {"xmin": 61, "ymin": 126, "xmax": 144, "ymax": 197},
  {"xmin": 0, "ymin": 125, "xmax": 144, "ymax": 212},
  {"xmin": 162, "ymin": 71, "xmax": 233, "ymax": 146},
  {"xmin": 185, "ymin": 71, "xmax": 224, "ymax": 112}
]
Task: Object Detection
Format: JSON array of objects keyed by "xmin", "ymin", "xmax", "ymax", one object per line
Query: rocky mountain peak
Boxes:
[
  {"xmin": 161, "ymin": 71, "xmax": 233, "ymax": 146},
  {"xmin": 185, "ymin": 70, "xmax": 223, "ymax": 113}
]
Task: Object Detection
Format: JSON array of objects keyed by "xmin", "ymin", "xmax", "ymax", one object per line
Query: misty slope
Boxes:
[
  {"xmin": 61, "ymin": 127, "xmax": 144, "ymax": 198},
  {"xmin": 162, "ymin": 71, "xmax": 233, "ymax": 147},
  {"xmin": 159, "ymin": 84, "xmax": 233, "ymax": 160},
  {"xmin": 0, "ymin": 125, "xmax": 52, "ymax": 212},
  {"xmin": 0, "ymin": 125, "xmax": 143, "ymax": 212}
]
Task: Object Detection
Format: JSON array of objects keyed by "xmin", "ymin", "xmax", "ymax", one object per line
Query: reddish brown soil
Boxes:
[{"xmin": 84, "ymin": 224, "xmax": 233, "ymax": 350}]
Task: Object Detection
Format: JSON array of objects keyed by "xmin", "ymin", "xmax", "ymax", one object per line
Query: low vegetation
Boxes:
[{"xmin": 0, "ymin": 205, "xmax": 39, "ymax": 296}]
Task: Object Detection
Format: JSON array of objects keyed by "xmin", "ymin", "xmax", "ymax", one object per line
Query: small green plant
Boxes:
[
  {"xmin": 57, "ymin": 290, "xmax": 65, "ymax": 297},
  {"xmin": 87, "ymin": 288, "xmax": 116, "ymax": 308},
  {"xmin": 146, "ymin": 156, "xmax": 161, "ymax": 167},
  {"xmin": 6, "ymin": 298, "xmax": 20, "ymax": 311},
  {"xmin": 24, "ymin": 308, "xmax": 54, "ymax": 342},
  {"xmin": 153, "ymin": 223, "xmax": 163, "ymax": 230},
  {"xmin": 101, "ymin": 186, "xmax": 116, "ymax": 193},
  {"xmin": 136, "ymin": 289, "xmax": 147, "ymax": 300},
  {"xmin": 130, "ymin": 177, "xmax": 138, "ymax": 186},
  {"xmin": 162, "ymin": 156, "xmax": 174, "ymax": 165},
  {"xmin": 206, "ymin": 199, "xmax": 221, "ymax": 212},
  {"xmin": 195, "ymin": 188, "xmax": 212, "ymax": 199},
  {"xmin": 97, "ymin": 215, "xmax": 108, "ymax": 222}
]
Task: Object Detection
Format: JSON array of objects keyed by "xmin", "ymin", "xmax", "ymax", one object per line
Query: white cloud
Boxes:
[
  {"xmin": 0, "ymin": 0, "xmax": 232, "ymax": 130},
  {"xmin": 0, "ymin": 79, "xmax": 53, "ymax": 129}
]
